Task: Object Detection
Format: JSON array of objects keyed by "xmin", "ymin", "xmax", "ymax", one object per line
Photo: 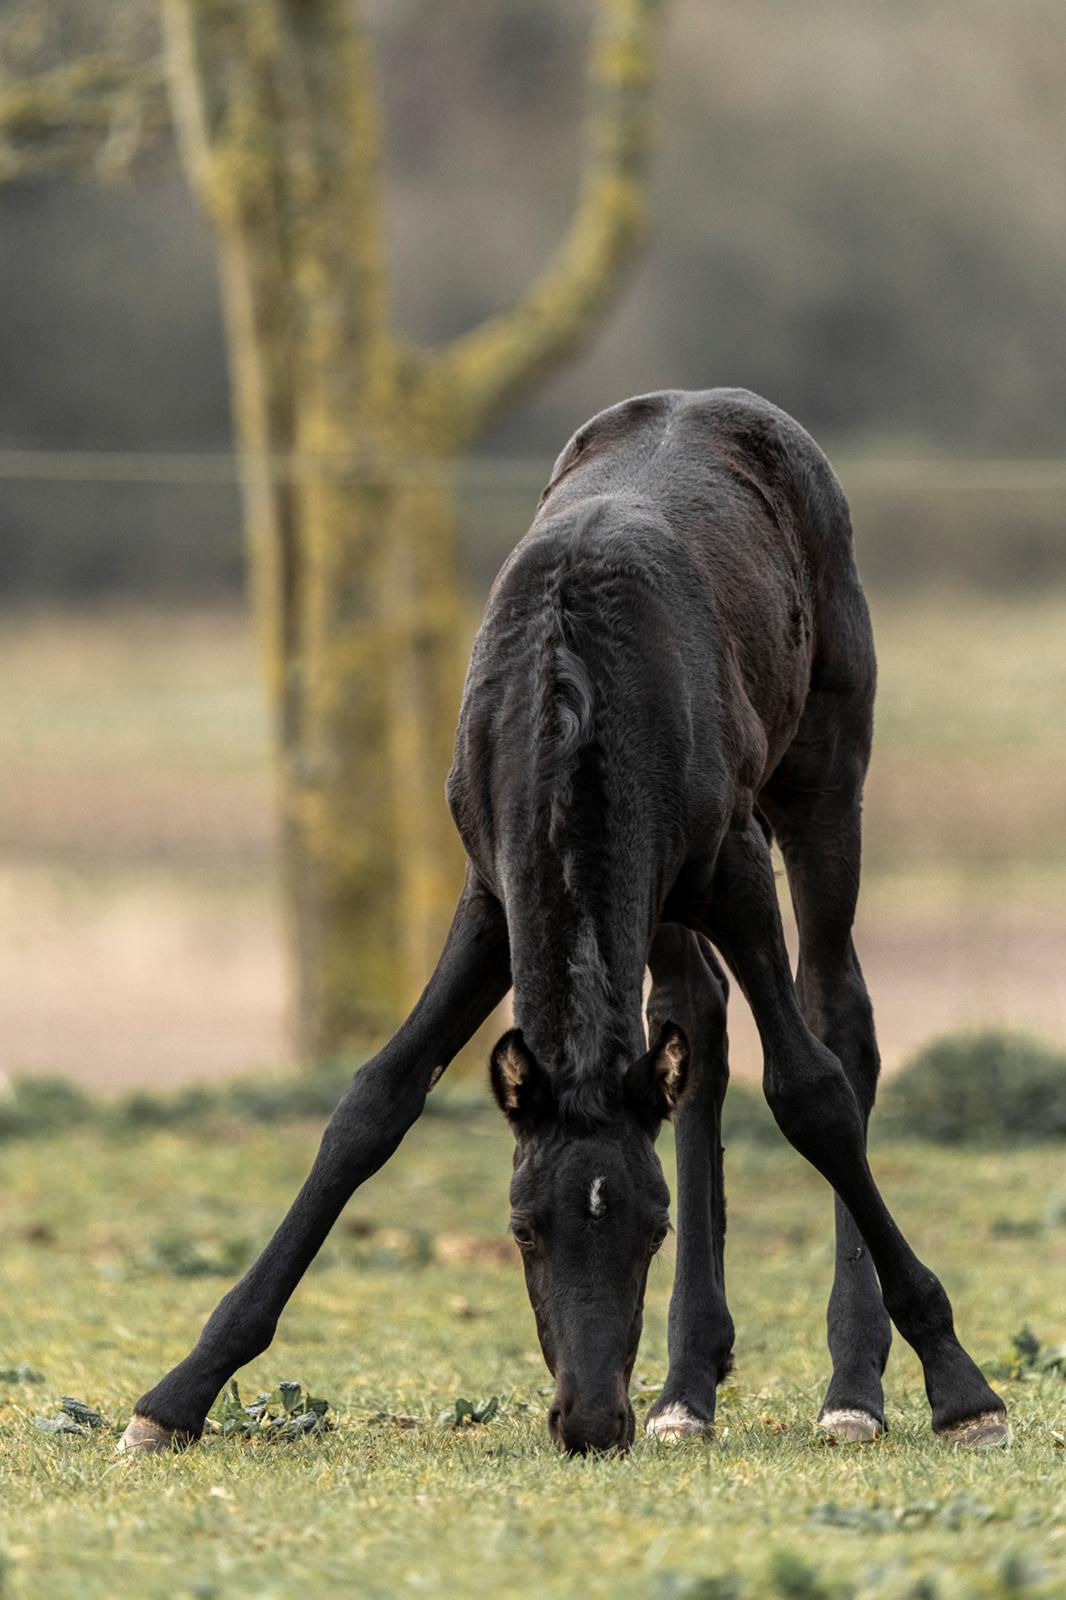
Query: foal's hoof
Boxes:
[
  {"xmin": 645, "ymin": 1402, "xmax": 714, "ymax": 1440},
  {"xmin": 818, "ymin": 1408, "xmax": 883, "ymax": 1444},
  {"xmin": 118, "ymin": 1413, "xmax": 185, "ymax": 1454},
  {"xmin": 936, "ymin": 1410, "xmax": 1010, "ymax": 1450}
]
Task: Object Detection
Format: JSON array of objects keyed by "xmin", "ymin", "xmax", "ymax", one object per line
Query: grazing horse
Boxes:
[{"xmin": 122, "ymin": 389, "xmax": 1007, "ymax": 1456}]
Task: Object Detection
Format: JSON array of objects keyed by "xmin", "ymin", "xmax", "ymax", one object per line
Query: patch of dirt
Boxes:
[
  {"xmin": 1, "ymin": 604, "xmax": 1063, "ymax": 1089},
  {"xmin": 0, "ymin": 863, "xmax": 287, "ymax": 1087},
  {"xmin": 2, "ymin": 856, "xmax": 1065, "ymax": 1086}
]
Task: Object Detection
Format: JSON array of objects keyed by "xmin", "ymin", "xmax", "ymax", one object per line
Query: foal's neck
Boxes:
[{"xmin": 506, "ymin": 826, "xmax": 652, "ymax": 1088}]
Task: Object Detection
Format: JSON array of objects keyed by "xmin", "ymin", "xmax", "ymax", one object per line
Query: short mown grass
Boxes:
[{"xmin": 1, "ymin": 1100, "xmax": 1065, "ymax": 1600}]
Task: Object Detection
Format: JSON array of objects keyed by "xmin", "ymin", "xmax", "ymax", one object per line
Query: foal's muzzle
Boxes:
[{"xmin": 548, "ymin": 1383, "xmax": 635, "ymax": 1455}]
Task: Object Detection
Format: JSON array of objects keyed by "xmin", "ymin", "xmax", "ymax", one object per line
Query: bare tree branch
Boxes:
[
  {"xmin": 0, "ymin": 53, "xmax": 168, "ymax": 182},
  {"xmin": 437, "ymin": 0, "xmax": 665, "ymax": 434}
]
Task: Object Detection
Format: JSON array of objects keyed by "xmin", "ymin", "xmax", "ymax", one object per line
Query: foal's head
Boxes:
[{"xmin": 490, "ymin": 1023, "xmax": 689, "ymax": 1454}]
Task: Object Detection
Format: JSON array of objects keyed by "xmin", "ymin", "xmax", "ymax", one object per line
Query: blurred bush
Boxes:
[
  {"xmin": 722, "ymin": 1028, "xmax": 1066, "ymax": 1148},
  {"xmin": 722, "ymin": 1082, "xmax": 780, "ymax": 1146},
  {"xmin": 5, "ymin": 1031, "xmax": 1066, "ymax": 1147},
  {"xmin": 879, "ymin": 1029, "xmax": 1066, "ymax": 1145},
  {"xmin": 4, "ymin": 1, "xmax": 1066, "ymax": 602},
  {"xmin": 0, "ymin": 1062, "xmax": 481, "ymax": 1143},
  {"xmin": 0, "ymin": 1074, "xmax": 93, "ymax": 1139}
]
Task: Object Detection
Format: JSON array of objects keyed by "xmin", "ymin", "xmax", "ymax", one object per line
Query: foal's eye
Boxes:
[
  {"xmin": 650, "ymin": 1223, "xmax": 670, "ymax": 1253},
  {"xmin": 511, "ymin": 1222, "xmax": 536, "ymax": 1250}
]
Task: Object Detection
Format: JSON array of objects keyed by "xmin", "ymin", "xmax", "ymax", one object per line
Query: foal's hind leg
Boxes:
[
  {"xmin": 644, "ymin": 925, "xmax": 734, "ymax": 1439},
  {"xmin": 694, "ymin": 822, "xmax": 1007, "ymax": 1447},
  {"xmin": 121, "ymin": 868, "xmax": 510, "ymax": 1452},
  {"xmin": 760, "ymin": 690, "xmax": 891, "ymax": 1440}
]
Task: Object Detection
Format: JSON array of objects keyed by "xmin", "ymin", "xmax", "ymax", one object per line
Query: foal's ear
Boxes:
[
  {"xmin": 624, "ymin": 1022, "xmax": 691, "ymax": 1129},
  {"xmin": 490, "ymin": 1030, "xmax": 555, "ymax": 1133}
]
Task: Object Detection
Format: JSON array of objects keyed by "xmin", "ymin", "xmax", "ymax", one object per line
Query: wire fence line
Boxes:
[{"xmin": 2, "ymin": 448, "xmax": 1066, "ymax": 494}]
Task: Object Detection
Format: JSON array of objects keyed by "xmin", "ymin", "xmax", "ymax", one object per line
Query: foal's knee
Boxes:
[
  {"xmin": 881, "ymin": 1264, "xmax": 954, "ymax": 1349},
  {"xmin": 763, "ymin": 1040, "xmax": 865, "ymax": 1156}
]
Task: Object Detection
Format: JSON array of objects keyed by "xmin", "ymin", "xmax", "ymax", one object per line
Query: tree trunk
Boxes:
[
  {"xmin": 161, "ymin": 0, "xmax": 663, "ymax": 1061},
  {"xmin": 284, "ymin": 426, "xmax": 466, "ymax": 1055},
  {"xmin": 162, "ymin": 0, "xmax": 466, "ymax": 1058}
]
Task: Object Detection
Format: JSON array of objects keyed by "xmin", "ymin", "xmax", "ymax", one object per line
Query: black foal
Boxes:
[{"xmin": 123, "ymin": 389, "xmax": 1006, "ymax": 1455}]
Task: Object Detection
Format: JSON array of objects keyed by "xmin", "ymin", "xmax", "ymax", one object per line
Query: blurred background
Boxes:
[{"xmin": 1, "ymin": 0, "xmax": 1063, "ymax": 1093}]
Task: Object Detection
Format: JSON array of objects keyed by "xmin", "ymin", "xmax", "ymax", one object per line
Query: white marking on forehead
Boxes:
[{"xmin": 588, "ymin": 1176, "xmax": 606, "ymax": 1218}]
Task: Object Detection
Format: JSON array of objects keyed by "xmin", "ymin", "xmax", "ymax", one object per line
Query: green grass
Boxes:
[{"xmin": 2, "ymin": 1104, "xmax": 1065, "ymax": 1599}]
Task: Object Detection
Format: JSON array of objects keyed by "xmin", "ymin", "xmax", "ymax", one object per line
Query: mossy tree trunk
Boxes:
[{"xmin": 153, "ymin": 0, "xmax": 665, "ymax": 1061}]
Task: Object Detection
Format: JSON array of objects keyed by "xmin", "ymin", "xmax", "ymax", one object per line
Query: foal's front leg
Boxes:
[
  {"xmin": 696, "ymin": 824, "xmax": 1007, "ymax": 1447},
  {"xmin": 644, "ymin": 925, "xmax": 734, "ymax": 1439},
  {"xmin": 121, "ymin": 870, "xmax": 511, "ymax": 1451}
]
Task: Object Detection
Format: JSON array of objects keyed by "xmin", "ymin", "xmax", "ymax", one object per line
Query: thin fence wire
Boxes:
[{"xmin": 2, "ymin": 448, "xmax": 1066, "ymax": 493}]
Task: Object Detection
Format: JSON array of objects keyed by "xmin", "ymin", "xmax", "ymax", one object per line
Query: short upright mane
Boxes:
[{"xmin": 532, "ymin": 561, "xmax": 596, "ymax": 849}]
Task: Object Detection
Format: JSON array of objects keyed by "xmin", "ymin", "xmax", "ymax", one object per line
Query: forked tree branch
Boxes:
[
  {"xmin": 0, "ymin": 53, "xmax": 168, "ymax": 182},
  {"xmin": 437, "ymin": 0, "xmax": 665, "ymax": 434}
]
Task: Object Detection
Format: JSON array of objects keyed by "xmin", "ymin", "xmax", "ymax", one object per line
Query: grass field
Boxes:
[
  {"xmin": 1, "ymin": 593, "xmax": 1065, "ymax": 1088},
  {"xmin": 2, "ymin": 593, "xmax": 1064, "ymax": 1597},
  {"xmin": 2, "ymin": 1106, "xmax": 1065, "ymax": 1599}
]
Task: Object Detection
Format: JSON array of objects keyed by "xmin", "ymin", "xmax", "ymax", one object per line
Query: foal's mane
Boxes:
[{"xmin": 522, "ymin": 503, "xmax": 646, "ymax": 1124}]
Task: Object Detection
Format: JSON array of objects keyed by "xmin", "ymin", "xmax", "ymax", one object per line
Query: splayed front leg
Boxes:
[
  {"xmin": 643, "ymin": 926, "xmax": 733, "ymax": 1443},
  {"xmin": 120, "ymin": 874, "xmax": 510, "ymax": 1453}
]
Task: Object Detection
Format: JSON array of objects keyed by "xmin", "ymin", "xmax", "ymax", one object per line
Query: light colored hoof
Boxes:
[
  {"xmin": 936, "ymin": 1410, "xmax": 1010, "ymax": 1450},
  {"xmin": 818, "ymin": 1408, "xmax": 884, "ymax": 1443},
  {"xmin": 118, "ymin": 1413, "xmax": 183, "ymax": 1454},
  {"xmin": 645, "ymin": 1402, "xmax": 714, "ymax": 1440}
]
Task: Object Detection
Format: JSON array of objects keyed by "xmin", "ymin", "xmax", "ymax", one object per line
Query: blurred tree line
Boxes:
[{"xmin": 3, "ymin": 0, "xmax": 1065, "ymax": 603}]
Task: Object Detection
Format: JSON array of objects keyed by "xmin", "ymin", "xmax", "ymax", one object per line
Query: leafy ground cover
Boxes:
[{"xmin": 1, "ymin": 1103, "xmax": 1065, "ymax": 1599}]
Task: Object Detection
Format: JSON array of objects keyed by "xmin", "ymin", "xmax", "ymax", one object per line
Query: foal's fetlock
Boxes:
[
  {"xmin": 921, "ymin": 1338, "xmax": 1008, "ymax": 1448},
  {"xmin": 120, "ymin": 1365, "xmax": 217, "ymax": 1455},
  {"xmin": 645, "ymin": 1381, "xmax": 719, "ymax": 1440},
  {"xmin": 818, "ymin": 1364, "xmax": 887, "ymax": 1444}
]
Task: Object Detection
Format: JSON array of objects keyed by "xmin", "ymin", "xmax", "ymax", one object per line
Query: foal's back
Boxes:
[
  {"xmin": 453, "ymin": 389, "xmax": 863, "ymax": 845},
  {"xmin": 538, "ymin": 385, "xmax": 860, "ymax": 745}
]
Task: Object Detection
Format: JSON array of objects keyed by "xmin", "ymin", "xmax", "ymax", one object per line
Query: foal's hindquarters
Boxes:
[{"xmin": 669, "ymin": 511, "xmax": 1006, "ymax": 1446}]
